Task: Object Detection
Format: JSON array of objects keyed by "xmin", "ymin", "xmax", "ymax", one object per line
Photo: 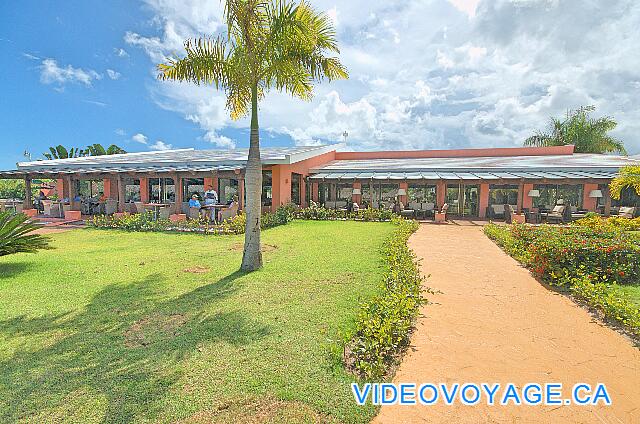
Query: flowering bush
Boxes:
[
  {"xmin": 507, "ymin": 224, "xmax": 640, "ymax": 286},
  {"xmin": 573, "ymin": 215, "xmax": 640, "ymax": 232}
]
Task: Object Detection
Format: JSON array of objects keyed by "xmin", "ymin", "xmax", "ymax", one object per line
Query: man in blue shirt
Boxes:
[{"xmin": 188, "ymin": 194, "xmax": 201, "ymax": 208}]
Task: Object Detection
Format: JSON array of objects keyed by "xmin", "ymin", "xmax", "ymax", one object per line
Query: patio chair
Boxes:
[
  {"xmin": 616, "ymin": 206, "xmax": 636, "ymax": 218},
  {"xmin": 488, "ymin": 204, "xmax": 506, "ymax": 220},
  {"xmin": 335, "ymin": 200, "xmax": 348, "ymax": 211},
  {"xmin": 546, "ymin": 205, "xmax": 567, "ymax": 224},
  {"xmin": 105, "ymin": 199, "xmax": 118, "ymax": 215},
  {"xmin": 218, "ymin": 202, "xmax": 239, "ymax": 222},
  {"xmin": 188, "ymin": 207, "xmax": 201, "ymax": 220},
  {"xmin": 423, "ymin": 202, "xmax": 435, "ymax": 218},
  {"xmin": 324, "ymin": 201, "xmax": 336, "ymax": 209},
  {"xmin": 134, "ymin": 201, "xmax": 145, "ymax": 214},
  {"xmin": 158, "ymin": 206, "xmax": 171, "ymax": 220},
  {"xmin": 504, "ymin": 204, "xmax": 514, "ymax": 224}
]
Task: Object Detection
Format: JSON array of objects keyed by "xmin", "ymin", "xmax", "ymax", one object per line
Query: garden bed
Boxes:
[{"xmin": 484, "ymin": 221, "xmax": 640, "ymax": 341}]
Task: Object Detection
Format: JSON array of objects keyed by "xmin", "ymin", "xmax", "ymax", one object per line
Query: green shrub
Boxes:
[
  {"xmin": 573, "ymin": 215, "xmax": 640, "ymax": 232},
  {"xmin": 345, "ymin": 217, "xmax": 426, "ymax": 380},
  {"xmin": 293, "ymin": 205, "xmax": 394, "ymax": 222}
]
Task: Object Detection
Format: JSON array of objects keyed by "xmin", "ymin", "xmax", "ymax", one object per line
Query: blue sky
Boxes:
[{"xmin": 1, "ymin": 0, "xmax": 639, "ymax": 170}]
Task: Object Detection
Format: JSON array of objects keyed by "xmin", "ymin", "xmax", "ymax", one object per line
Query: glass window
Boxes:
[
  {"xmin": 124, "ymin": 177, "xmax": 141, "ymax": 202},
  {"xmin": 489, "ymin": 184, "xmax": 518, "ymax": 206},
  {"xmin": 337, "ymin": 183, "xmax": 352, "ymax": 201},
  {"xmin": 148, "ymin": 178, "xmax": 175, "ymax": 203},
  {"xmin": 291, "ymin": 173, "xmax": 302, "ymax": 205},
  {"xmin": 262, "ymin": 171, "xmax": 272, "ymax": 206},
  {"xmin": 219, "ymin": 178, "xmax": 239, "ymax": 203},
  {"xmin": 408, "ymin": 184, "xmax": 436, "ymax": 204},
  {"xmin": 379, "ymin": 184, "xmax": 399, "ymax": 204},
  {"xmin": 533, "ymin": 184, "xmax": 583, "ymax": 208},
  {"xmin": 183, "ymin": 178, "xmax": 204, "ymax": 201},
  {"xmin": 318, "ymin": 182, "xmax": 332, "ymax": 204},
  {"xmin": 76, "ymin": 180, "xmax": 104, "ymax": 199}
]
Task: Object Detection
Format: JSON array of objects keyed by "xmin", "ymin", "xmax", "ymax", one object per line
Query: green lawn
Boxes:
[{"xmin": 0, "ymin": 221, "xmax": 394, "ymax": 423}]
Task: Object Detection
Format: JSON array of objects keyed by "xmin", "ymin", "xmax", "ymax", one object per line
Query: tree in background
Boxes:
[
  {"xmin": 524, "ymin": 105, "xmax": 626, "ymax": 154},
  {"xmin": 0, "ymin": 211, "xmax": 50, "ymax": 256},
  {"xmin": 610, "ymin": 165, "xmax": 640, "ymax": 201},
  {"xmin": 43, "ymin": 143, "xmax": 127, "ymax": 160},
  {"xmin": 158, "ymin": 0, "xmax": 347, "ymax": 271}
]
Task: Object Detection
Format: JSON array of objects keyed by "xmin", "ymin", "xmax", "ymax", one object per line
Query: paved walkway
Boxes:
[{"xmin": 375, "ymin": 224, "xmax": 640, "ymax": 424}]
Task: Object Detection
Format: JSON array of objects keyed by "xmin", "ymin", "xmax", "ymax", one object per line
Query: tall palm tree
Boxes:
[
  {"xmin": 524, "ymin": 105, "xmax": 626, "ymax": 154},
  {"xmin": 158, "ymin": 0, "xmax": 347, "ymax": 271},
  {"xmin": 610, "ymin": 165, "xmax": 640, "ymax": 201}
]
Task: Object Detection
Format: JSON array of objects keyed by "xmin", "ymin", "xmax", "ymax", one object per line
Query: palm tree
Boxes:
[
  {"xmin": 43, "ymin": 143, "xmax": 126, "ymax": 159},
  {"xmin": 158, "ymin": 0, "xmax": 347, "ymax": 271},
  {"xmin": 524, "ymin": 105, "xmax": 626, "ymax": 154},
  {"xmin": 86, "ymin": 143, "xmax": 127, "ymax": 156},
  {"xmin": 43, "ymin": 145, "xmax": 84, "ymax": 160},
  {"xmin": 610, "ymin": 165, "xmax": 640, "ymax": 201},
  {"xmin": 0, "ymin": 211, "xmax": 49, "ymax": 256}
]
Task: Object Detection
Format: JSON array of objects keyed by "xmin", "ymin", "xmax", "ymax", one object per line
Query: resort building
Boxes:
[{"xmin": 1, "ymin": 144, "xmax": 639, "ymax": 219}]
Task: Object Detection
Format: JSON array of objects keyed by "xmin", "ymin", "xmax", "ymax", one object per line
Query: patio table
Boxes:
[
  {"xmin": 143, "ymin": 203, "xmax": 170, "ymax": 221},
  {"xmin": 200, "ymin": 204, "xmax": 227, "ymax": 224}
]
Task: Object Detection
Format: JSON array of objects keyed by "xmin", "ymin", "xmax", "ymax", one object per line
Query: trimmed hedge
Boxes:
[
  {"xmin": 345, "ymin": 217, "xmax": 426, "ymax": 380},
  {"xmin": 484, "ymin": 223, "xmax": 640, "ymax": 338},
  {"xmin": 293, "ymin": 205, "xmax": 395, "ymax": 222}
]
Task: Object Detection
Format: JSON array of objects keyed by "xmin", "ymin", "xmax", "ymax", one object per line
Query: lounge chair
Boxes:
[
  {"xmin": 616, "ymin": 206, "xmax": 636, "ymax": 218},
  {"xmin": 324, "ymin": 201, "xmax": 336, "ymax": 209},
  {"xmin": 134, "ymin": 201, "xmax": 145, "ymax": 214},
  {"xmin": 546, "ymin": 205, "xmax": 567, "ymax": 224},
  {"xmin": 488, "ymin": 204, "xmax": 506, "ymax": 220},
  {"xmin": 158, "ymin": 206, "xmax": 171, "ymax": 220},
  {"xmin": 408, "ymin": 201, "xmax": 421, "ymax": 217}
]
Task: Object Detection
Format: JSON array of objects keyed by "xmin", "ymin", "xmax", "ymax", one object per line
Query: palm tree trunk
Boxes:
[{"xmin": 241, "ymin": 83, "xmax": 263, "ymax": 271}]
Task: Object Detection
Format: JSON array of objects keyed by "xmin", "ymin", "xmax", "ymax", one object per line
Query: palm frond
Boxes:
[
  {"xmin": 158, "ymin": 37, "xmax": 230, "ymax": 88},
  {"xmin": 0, "ymin": 212, "xmax": 50, "ymax": 256}
]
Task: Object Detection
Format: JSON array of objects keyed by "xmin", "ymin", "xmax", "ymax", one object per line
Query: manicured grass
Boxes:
[
  {"xmin": 0, "ymin": 221, "xmax": 394, "ymax": 423},
  {"xmin": 619, "ymin": 285, "xmax": 640, "ymax": 308}
]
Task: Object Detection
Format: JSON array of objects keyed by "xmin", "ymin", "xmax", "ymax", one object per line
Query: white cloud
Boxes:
[
  {"xmin": 150, "ymin": 140, "xmax": 173, "ymax": 150},
  {"xmin": 22, "ymin": 52, "xmax": 40, "ymax": 61},
  {"xmin": 106, "ymin": 69, "xmax": 121, "ymax": 80},
  {"xmin": 39, "ymin": 58, "xmax": 102, "ymax": 87},
  {"xmin": 83, "ymin": 100, "xmax": 107, "ymax": 107},
  {"xmin": 115, "ymin": 128, "xmax": 127, "ymax": 136},
  {"xmin": 114, "ymin": 48, "xmax": 129, "ymax": 57},
  {"xmin": 131, "ymin": 133, "xmax": 148, "ymax": 144},
  {"xmin": 124, "ymin": 0, "xmax": 640, "ymax": 154}
]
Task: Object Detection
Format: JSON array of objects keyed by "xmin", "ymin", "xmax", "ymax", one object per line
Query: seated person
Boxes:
[
  {"xmin": 188, "ymin": 194, "xmax": 201, "ymax": 209},
  {"xmin": 204, "ymin": 185, "xmax": 218, "ymax": 205}
]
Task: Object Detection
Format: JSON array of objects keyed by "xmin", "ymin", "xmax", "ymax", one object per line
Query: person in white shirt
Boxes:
[{"xmin": 204, "ymin": 185, "xmax": 218, "ymax": 205}]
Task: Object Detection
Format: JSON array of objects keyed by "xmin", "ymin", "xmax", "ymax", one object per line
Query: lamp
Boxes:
[
  {"xmin": 397, "ymin": 188, "xmax": 407, "ymax": 196},
  {"xmin": 352, "ymin": 188, "xmax": 361, "ymax": 195},
  {"xmin": 589, "ymin": 190, "xmax": 603, "ymax": 198},
  {"xmin": 528, "ymin": 190, "xmax": 540, "ymax": 198}
]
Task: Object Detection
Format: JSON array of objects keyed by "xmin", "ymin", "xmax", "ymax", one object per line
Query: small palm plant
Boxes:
[
  {"xmin": 610, "ymin": 165, "xmax": 640, "ymax": 201},
  {"xmin": 0, "ymin": 212, "xmax": 50, "ymax": 256}
]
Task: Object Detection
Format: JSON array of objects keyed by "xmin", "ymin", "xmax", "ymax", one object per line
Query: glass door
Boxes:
[{"xmin": 446, "ymin": 184, "xmax": 479, "ymax": 217}]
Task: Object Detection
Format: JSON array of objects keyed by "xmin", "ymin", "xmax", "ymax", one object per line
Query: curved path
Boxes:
[{"xmin": 374, "ymin": 223, "xmax": 640, "ymax": 424}]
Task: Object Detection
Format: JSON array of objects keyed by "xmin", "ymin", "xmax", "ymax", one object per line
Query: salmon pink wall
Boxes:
[
  {"xmin": 522, "ymin": 183, "xmax": 534, "ymax": 209},
  {"xmin": 583, "ymin": 183, "xmax": 599, "ymax": 211},
  {"xmin": 479, "ymin": 184, "xmax": 490, "ymax": 218},
  {"xmin": 270, "ymin": 150, "xmax": 336, "ymax": 209}
]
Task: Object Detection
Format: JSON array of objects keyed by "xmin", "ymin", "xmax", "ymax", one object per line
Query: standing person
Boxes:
[{"xmin": 204, "ymin": 185, "xmax": 218, "ymax": 205}]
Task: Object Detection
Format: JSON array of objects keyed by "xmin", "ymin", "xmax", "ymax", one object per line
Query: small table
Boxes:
[
  {"xmin": 200, "ymin": 204, "xmax": 227, "ymax": 224},
  {"xmin": 143, "ymin": 203, "xmax": 170, "ymax": 220}
]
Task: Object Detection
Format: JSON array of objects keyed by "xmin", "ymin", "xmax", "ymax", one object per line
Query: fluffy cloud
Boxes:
[
  {"xmin": 125, "ymin": 0, "xmax": 640, "ymax": 154},
  {"xmin": 150, "ymin": 140, "xmax": 173, "ymax": 151},
  {"xmin": 39, "ymin": 58, "xmax": 102, "ymax": 87},
  {"xmin": 106, "ymin": 69, "xmax": 121, "ymax": 80},
  {"xmin": 131, "ymin": 133, "xmax": 148, "ymax": 144}
]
